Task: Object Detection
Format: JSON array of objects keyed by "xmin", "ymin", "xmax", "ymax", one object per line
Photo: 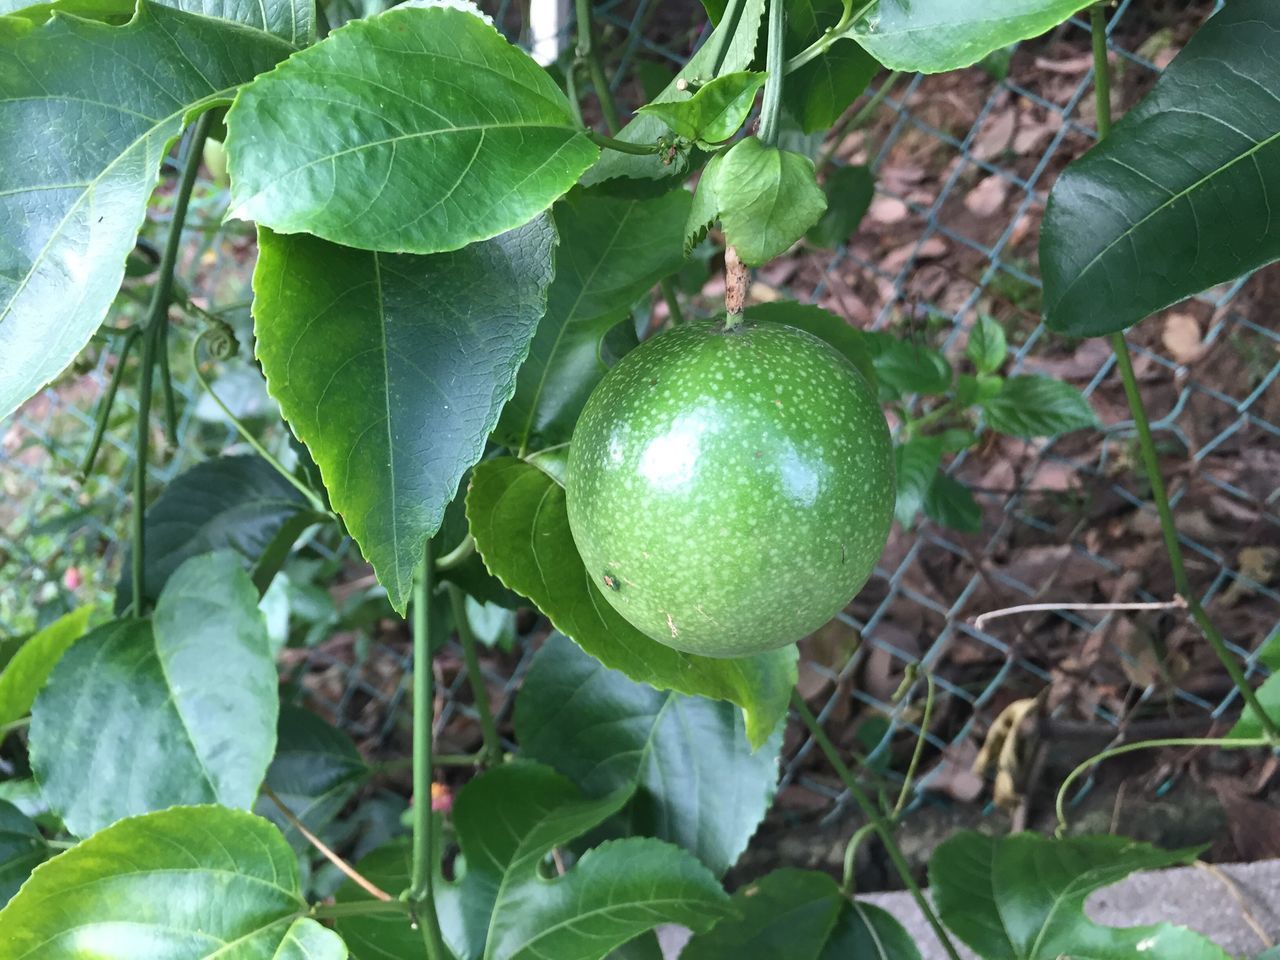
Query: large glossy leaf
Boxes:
[
  {"xmin": 847, "ymin": 0, "xmax": 1093, "ymax": 73},
  {"xmin": 116, "ymin": 454, "xmax": 316, "ymax": 611},
  {"xmin": 166, "ymin": 0, "xmax": 313, "ymax": 43},
  {"xmin": 0, "ymin": 606, "xmax": 91, "ymax": 727},
  {"xmin": 254, "ymin": 704, "xmax": 368, "ymax": 852},
  {"xmin": 253, "ymin": 217, "xmax": 556, "ymax": 614},
  {"xmin": 1042, "ymin": 0, "xmax": 1280, "ymax": 336},
  {"xmin": 0, "ymin": 805, "xmax": 345, "ymax": 960},
  {"xmin": 930, "ymin": 831, "xmax": 1229, "ymax": 959},
  {"xmin": 784, "ymin": 0, "xmax": 879, "ymax": 134},
  {"xmin": 682, "ymin": 868, "xmax": 919, "ymax": 960},
  {"xmin": 29, "ymin": 553, "xmax": 277, "ymax": 837},
  {"xmin": 466, "ymin": 457, "xmax": 797, "ymax": 749},
  {"xmin": 226, "ymin": 4, "xmax": 594, "ymax": 254},
  {"xmin": 497, "ymin": 186, "xmax": 690, "ymax": 454},
  {"xmin": 582, "ymin": 0, "xmax": 765, "ymax": 185},
  {"xmin": 0, "ymin": 0, "xmax": 294, "ymax": 420},
  {"xmin": 515, "ymin": 634, "xmax": 780, "ymax": 876},
  {"xmin": 0, "ymin": 800, "xmax": 46, "ymax": 907},
  {"xmin": 714, "ymin": 138, "xmax": 827, "ymax": 266}
]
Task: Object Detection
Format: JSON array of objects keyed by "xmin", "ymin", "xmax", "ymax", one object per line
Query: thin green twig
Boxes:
[
  {"xmin": 816, "ymin": 71, "xmax": 904, "ymax": 174},
  {"xmin": 585, "ymin": 130, "xmax": 663, "ymax": 155},
  {"xmin": 130, "ymin": 111, "xmax": 212, "ymax": 616},
  {"xmin": 660, "ymin": 277, "xmax": 685, "ymax": 325},
  {"xmin": 575, "ymin": 0, "xmax": 622, "ymax": 134},
  {"xmin": 791, "ymin": 692, "xmax": 963, "ymax": 960},
  {"xmin": 80, "ymin": 326, "xmax": 141, "ymax": 479},
  {"xmin": 410, "ymin": 538, "xmax": 449, "ymax": 960},
  {"xmin": 449, "ymin": 583, "xmax": 502, "ymax": 766}
]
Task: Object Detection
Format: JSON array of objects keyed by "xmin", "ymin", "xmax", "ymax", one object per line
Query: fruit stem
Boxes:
[
  {"xmin": 723, "ymin": 245, "xmax": 748, "ymax": 329},
  {"xmin": 129, "ymin": 111, "xmax": 212, "ymax": 616},
  {"xmin": 791, "ymin": 691, "xmax": 964, "ymax": 960},
  {"xmin": 1089, "ymin": 4, "xmax": 1277, "ymax": 743},
  {"xmin": 410, "ymin": 537, "xmax": 450, "ymax": 960}
]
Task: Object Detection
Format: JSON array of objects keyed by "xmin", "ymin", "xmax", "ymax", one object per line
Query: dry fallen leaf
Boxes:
[
  {"xmin": 1162, "ymin": 312, "xmax": 1207, "ymax": 364},
  {"xmin": 869, "ymin": 195, "xmax": 909, "ymax": 225},
  {"xmin": 964, "ymin": 175, "xmax": 1009, "ymax": 217},
  {"xmin": 1220, "ymin": 546, "xmax": 1280, "ymax": 606},
  {"xmin": 973, "ymin": 695, "xmax": 1044, "ymax": 810}
]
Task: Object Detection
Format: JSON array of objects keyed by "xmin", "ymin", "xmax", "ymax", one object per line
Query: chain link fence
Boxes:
[{"xmin": 2, "ymin": 0, "xmax": 1277, "ymax": 841}]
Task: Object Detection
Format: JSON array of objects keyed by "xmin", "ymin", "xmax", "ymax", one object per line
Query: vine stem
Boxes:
[
  {"xmin": 1089, "ymin": 5, "xmax": 1278, "ymax": 742},
  {"xmin": 757, "ymin": 0, "xmax": 785, "ymax": 145},
  {"xmin": 784, "ymin": 0, "xmax": 874, "ymax": 74},
  {"xmin": 410, "ymin": 538, "xmax": 449, "ymax": 960},
  {"xmin": 448, "ymin": 583, "xmax": 502, "ymax": 766},
  {"xmin": 1055, "ymin": 735, "xmax": 1268, "ymax": 834},
  {"xmin": 575, "ymin": 0, "xmax": 622, "ymax": 134},
  {"xmin": 311, "ymin": 899, "xmax": 412, "ymax": 920},
  {"xmin": 130, "ymin": 111, "xmax": 212, "ymax": 616},
  {"xmin": 816, "ymin": 70, "xmax": 903, "ymax": 174},
  {"xmin": 81, "ymin": 326, "xmax": 141, "ymax": 478},
  {"xmin": 791, "ymin": 691, "xmax": 964, "ymax": 960}
]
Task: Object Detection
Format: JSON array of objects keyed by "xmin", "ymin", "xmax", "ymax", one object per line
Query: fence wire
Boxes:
[{"xmin": 1, "ymin": 0, "xmax": 1276, "ymax": 830}]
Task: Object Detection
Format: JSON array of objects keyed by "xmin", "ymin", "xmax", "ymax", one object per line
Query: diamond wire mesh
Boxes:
[{"xmin": 0, "ymin": 0, "xmax": 1276, "ymax": 826}]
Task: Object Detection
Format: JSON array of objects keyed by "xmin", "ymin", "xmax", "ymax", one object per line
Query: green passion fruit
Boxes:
[{"xmin": 565, "ymin": 318, "xmax": 895, "ymax": 658}]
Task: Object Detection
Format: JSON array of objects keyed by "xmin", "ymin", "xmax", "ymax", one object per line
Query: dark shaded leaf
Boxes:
[
  {"xmin": 894, "ymin": 437, "xmax": 944, "ymax": 528},
  {"xmin": 923, "ymin": 473, "xmax": 981, "ymax": 533},
  {"xmin": 0, "ymin": 800, "xmax": 46, "ymax": 907},
  {"xmin": 865, "ymin": 332, "xmax": 952, "ymax": 400},
  {"xmin": 808, "ymin": 164, "xmax": 875, "ymax": 249}
]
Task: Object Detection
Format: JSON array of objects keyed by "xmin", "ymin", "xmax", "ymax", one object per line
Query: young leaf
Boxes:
[
  {"xmin": 682, "ymin": 868, "xmax": 920, "ymax": 960},
  {"xmin": 253, "ymin": 704, "xmax": 368, "ymax": 853},
  {"xmin": 226, "ymin": 4, "xmax": 594, "ymax": 254},
  {"xmin": 1042, "ymin": 0, "xmax": 1280, "ymax": 337},
  {"xmin": 923, "ymin": 472, "xmax": 981, "ymax": 533},
  {"xmin": 0, "ymin": 805, "xmax": 345, "ymax": 960},
  {"xmin": 0, "ymin": 0, "xmax": 295, "ymax": 421},
  {"xmin": 29, "ymin": 553, "xmax": 277, "ymax": 837},
  {"xmin": 864, "ymin": 332, "xmax": 952, "ymax": 400},
  {"xmin": 1227, "ymin": 629, "xmax": 1280, "ymax": 739},
  {"xmin": 848, "ymin": 0, "xmax": 1094, "ymax": 73},
  {"xmin": 981, "ymin": 375, "xmax": 1096, "ymax": 438},
  {"xmin": 336, "ymin": 763, "xmax": 732, "ymax": 960},
  {"xmin": 966, "ymin": 315, "xmax": 1007, "ymax": 375},
  {"xmin": 807, "ymin": 164, "xmax": 875, "ymax": 249},
  {"xmin": 685, "ymin": 151, "xmax": 728, "ymax": 255},
  {"xmin": 717, "ymin": 138, "xmax": 828, "ymax": 266},
  {"xmin": 0, "ymin": 800, "xmax": 46, "ymax": 908},
  {"xmin": 515, "ymin": 634, "xmax": 781, "ymax": 876},
  {"xmin": 931, "ymin": 831, "xmax": 1229, "ymax": 959},
  {"xmin": 0, "ymin": 606, "xmax": 92, "ymax": 727},
  {"xmin": 744, "ymin": 301, "xmax": 876, "ymax": 386},
  {"xmin": 637, "ymin": 71, "xmax": 766, "ymax": 143},
  {"xmin": 115, "ymin": 454, "xmax": 317, "ymax": 611},
  {"xmin": 784, "ymin": 1, "xmax": 879, "ymax": 134},
  {"xmin": 466, "ymin": 457, "xmax": 796, "ymax": 749},
  {"xmin": 498, "ymin": 186, "xmax": 691, "ymax": 454},
  {"xmin": 583, "ymin": 0, "xmax": 765, "ymax": 185},
  {"xmin": 253, "ymin": 217, "xmax": 556, "ymax": 615},
  {"xmin": 894, "ymin": 437, "xmax": 944, "ymax": 528},
  {"xmin": 955, "ymin": 372, "xmax": 1003, "ymax": 407}
]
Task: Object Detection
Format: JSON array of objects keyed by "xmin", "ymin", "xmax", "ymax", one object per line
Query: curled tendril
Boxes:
[{"xmin": 197, "ymin": 318, "xmax": 239, "ymax": 360}]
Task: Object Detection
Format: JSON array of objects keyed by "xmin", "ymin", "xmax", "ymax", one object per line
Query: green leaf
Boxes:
[
  {"xmin": 0, "ymin": 0, "xmax": 294, "ymax": 421},
  {"xmin": 253, "ymin": 217, "xmax": 556, "ymax": 614},
  {"xmin": 254, "ymin": 704, "xmax": 368, "ymax": 853},
  {"xmin": 116, "ymin": 454, "xmax": 316, "ymax": 611},
  {"xmin": 583, "ymin": 0, "xmax": 766, "ymax": 185},
  {"xmin": 466, "ymin": 457, "xmax": 796, "ymax": 749},
  {"xmin": 923, "ymin": 472, "xmax": 981, "ymax": 533},
  {"xmin": 744, "ymin": 300, "xmax": 876, "ymax": 387},
  {"xmin": 930, "ymin": 831, "xmax": 1228, "ymax": 959},
  {"xmin": 1042, "ymin": 0, "xmax": 1280, "ymax": 337},
  {"xmin": 981, "ymin": 375, "xmax": 1096, "ymax": 438},
  {"xmin": 685, "ymin": 151, "xmax": 727, "ymax": 255},
  {"xmin": 894, "ymin": 437, "xmax": 944, "ymax": 528},
  {"xmin": 716, "ymin": 138, "xmax": 827, "ymax": 266},
  {"xmin": 682, "ymin": 868, "xmax": 919, "ymax": 960},
  {"xmin": 498, "ymin": 186, "xmax": 690, "ymax": 454},
  {"xmin": 966, "ymin": 315, "xmax": 1007, "ymax": 375},
  {"xmin": 29, "ymin": 553, "xmax": 277, "ymax": 837},
  {"xmin": 638, "ymin": 71, "xmax": 765, "ymax": 143},
  {"xmin": 0, "ymin": 606, "xmax": 92, "ymax": 727},
  {"xmin": 865, "ymin": 332, "xmax": 952, "ymax": 400},
  {"xmin": 956, "ymin": 372, "xmax": 1003, "ymax": 407},
  {"xmin": 0, "ymin": 805, "xmax": 345, "ymax": 960},
  {"xmin": 783, "ymin": 1, "xmax": 880, "ymax": 134},
  {"xmin": 164, "ymin": 0, "xmax": 313, "ymax": 44},
  {"xmin": 1228, "ymin": 629, "xmax": 1280, "ymax": 739},
  {"xmin": 849, "ymin": 0, "xmax": 1093, "ymax": 73},
  {"xmin": 515, "ymin": 634, "xmax": 781, "ymax": 876},
  {"xmin": 0, "ymin": 800, "xmax": 46, "ymax": 908},
  {"xmin": 226, "ymin": 4, "xmax": 593, "ymax": 254},
  {"xmin": 807, "ymin": 164, "xmax": 875, "ymax": 249}
]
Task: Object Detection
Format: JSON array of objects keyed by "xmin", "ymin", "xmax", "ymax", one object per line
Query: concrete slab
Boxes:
[{"xmin": 659, "ymin": 860, "xmax": 1280, "ymax": 958}]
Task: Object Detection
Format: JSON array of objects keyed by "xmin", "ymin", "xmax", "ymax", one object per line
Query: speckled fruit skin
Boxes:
[{"xmin": 565, "ymin": 319, "xmax": 895, "ymax": 658}]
